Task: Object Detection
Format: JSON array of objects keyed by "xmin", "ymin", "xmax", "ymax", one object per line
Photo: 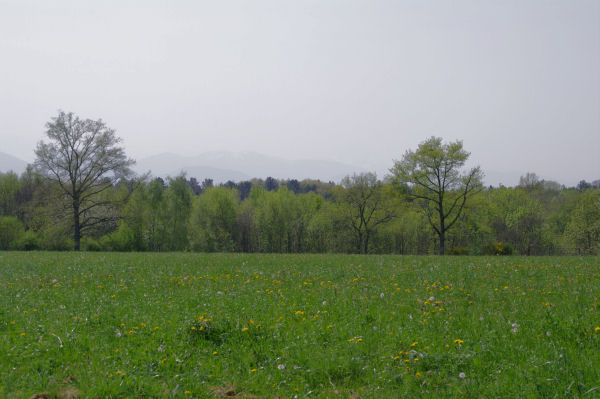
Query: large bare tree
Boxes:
[
  {"xmin": 389, "ymin": 137, "xmax": 483, "ymax": 255},
  {"xmin": 34, "ymin": 111, "xmax": 134, "ymax": 250},
  {"xmin": 338, "ymin": 172, "xmax": 396, "ymax": 254}
]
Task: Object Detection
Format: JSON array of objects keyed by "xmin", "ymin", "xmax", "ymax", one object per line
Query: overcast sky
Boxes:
[{"xmin": 0, "ymin": 0, "xmax": 598, "ymax": 185}]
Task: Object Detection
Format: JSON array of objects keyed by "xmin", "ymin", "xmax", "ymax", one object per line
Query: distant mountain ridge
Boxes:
[
  {"xmin": 134, "ymin": 151, "xmax": 367, "ymax": 183},
  {"xmin": 0, "ymin": 152, "xmax": 28, "ymax": 174}
]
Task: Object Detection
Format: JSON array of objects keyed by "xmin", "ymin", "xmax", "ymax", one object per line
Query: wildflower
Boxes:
[
  {"xmin": 242, "ymin": 327, "xmax": 249, "ymax": 332},
  {"xmin": 595, "ymin": 326, "xmax": 600, "ymax": 332},
  {"xmin": 453, "ymin": 339, "xmax": 464, "ymax": 345},
  {"xmin": 459, "ymin": 372, "xmax": 466, "ymax": 379},
  {"xmin": 20, "ymin": 332, "xmax": 25, "ymax": 337},
  {"xmin": 410, "ymin": 341, "xmax": 418, "ymax": 347},
  {"xmin": 184, "ymin": 390, "xmax": 191, "ymax": 395},
  {"xmin": 250, "ymin": 368, "xmax": 257, "ymax": 373},
  {"xmin": 415, "ymin": 371, "xmax": 422, "ymax": 378},
  {"xmin": 213, "ymin": 351, "xmax": 218, "ymax": 355},
  {"xmin": 278, "ymin": 364, "xmax": 285, "ymax": 370}
]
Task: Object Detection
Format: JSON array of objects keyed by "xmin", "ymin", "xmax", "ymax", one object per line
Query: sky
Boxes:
[{"xmin": 0, "ymin": 0, "xmax": 599, "ymax": 186}]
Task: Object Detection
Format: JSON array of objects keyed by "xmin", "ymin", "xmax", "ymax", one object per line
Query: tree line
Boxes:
[{"xmin": 0, "ymin": 111, "xmax": 599, "ymax": 255}]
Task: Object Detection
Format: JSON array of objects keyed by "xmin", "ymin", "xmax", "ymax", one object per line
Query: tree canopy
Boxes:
[{"xmin": 390, "ymin": 137, "xmax": 483, "ymax": 254}]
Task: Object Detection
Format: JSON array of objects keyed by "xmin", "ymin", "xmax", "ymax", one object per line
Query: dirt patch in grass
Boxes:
[
  {"xmin": 210, "ymin": 385, "xmax": 256, "ymax": 398},
  {"xmin": 28, "ymin": 389, "xmax": 80, "ymax": 399}
]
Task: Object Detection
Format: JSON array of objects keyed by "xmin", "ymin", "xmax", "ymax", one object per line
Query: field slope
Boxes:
[{"xmin": 0, "ymin": 252, "xmax": 599, "ymax": 398}]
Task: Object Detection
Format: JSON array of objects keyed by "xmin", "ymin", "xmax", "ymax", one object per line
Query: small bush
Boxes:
[
  {"xmin": 13, "ymin": 230, "xmax": 41, "ymax": 250},
  {"xmin": 82, "ymin": 237, "xmax": 103, "ymax": 251},
  {"xmin": 484, "ymin": 241, "xmax": 513, "ymax": 255},
  {"xmin": 450, "ymin": 247, "xmax": 469, "ymax": 255},
  {"xmin": 40, "ymin": 226, "xmax": 73, "ymax": 251},
  {"xmin": 100, "ymin": 225, "xmax": 136, "ymax": 252}
]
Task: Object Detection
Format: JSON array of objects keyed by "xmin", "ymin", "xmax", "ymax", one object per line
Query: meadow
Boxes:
[{"xmin": 0, "ymin": 252, "xmax": 599, "ymax": 398}]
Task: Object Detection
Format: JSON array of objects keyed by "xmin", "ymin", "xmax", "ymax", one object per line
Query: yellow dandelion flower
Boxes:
[
  {"xmin": 595, "ymin": 326, "xmax": 600, "ymax": 332},
  {"xmin": 410, "ymin": 341, "xmax": 418, "ymax": 347},
  {"xmin": 415, "ymin": 371, "xmax": 422, "ymax": 378},
  {"xmin": 453, "ymin": 339, "xmax": 464, "ymax": 345}
]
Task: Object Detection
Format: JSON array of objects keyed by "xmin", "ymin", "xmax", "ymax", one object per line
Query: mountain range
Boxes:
[
  {"xmin": 0, "ymin": 150, "xmax": 560, "ymax": 187},
  {"xmin": 134, "ymin": 152, "xmax": 366, "ymax": 183},
  {"xmin": 0, "ymin": 152, "xmax": 28, "ymax": 174}
]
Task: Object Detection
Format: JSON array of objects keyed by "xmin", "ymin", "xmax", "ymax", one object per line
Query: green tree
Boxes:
[
  {"xmin": 0, "ymin": 172, "xmax": 21, "ymax": 217},
  {"xmin": 34, "ymin": 111, "xmax": 134, "ymax": 250},
  {"xmin": 189, "ymin": 187, "xmax": 239, "ymax": 252},
  {"xmin": 487, "ymin": 187, "xmax": 544, "ymax": 255},
  {"xmin": 564, "ymin": 190, "xmax": 600, "ymax": 254},
  {"xmin": 164, "ymin": 176, "xmax": 193, "ymax": 251},
  {"xmin": 390, "ymin": 137, "xmax": 482, "ymax": 255}
]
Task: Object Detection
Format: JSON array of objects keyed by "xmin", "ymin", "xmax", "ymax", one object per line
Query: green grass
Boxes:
[{"xmin": 0, "ymin": 252, "xmax": 599, "ymax": 398}]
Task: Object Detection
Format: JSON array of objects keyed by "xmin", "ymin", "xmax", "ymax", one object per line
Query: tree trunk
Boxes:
[
  {"xmin": 363, "ymin": 231, "xmax": 370, "ymax": 254},
  {"xmin": 357, "ymin": 230, "xmax": 363, "ymax": 254},
  {"xmin": 439, "ymin": 202, "xmax": 445, "ymax": 255},
  {"xmin": 73, "ymin": 199, "xmax": 81, "ymax": 251}
]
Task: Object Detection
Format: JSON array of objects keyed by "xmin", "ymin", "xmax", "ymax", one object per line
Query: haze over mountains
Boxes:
[
  {"xmin": 134, "ymin": 152, "xmax": 367, "ymax": 183},
  {"xmin": 0, "ymin": 150, "xmax": 576, "ymax": 187},
  {"xmin": 0, "ymin": 152, "xmax": 28, "ymax": 175},
  {"xmin": 0, "ymin": 150, "xmax": 367, "ymax": 183}
]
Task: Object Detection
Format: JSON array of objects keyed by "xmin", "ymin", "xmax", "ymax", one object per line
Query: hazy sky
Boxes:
[{"xmin": 1, "ymin": 0, "xmax": 599, "ymax": 185}]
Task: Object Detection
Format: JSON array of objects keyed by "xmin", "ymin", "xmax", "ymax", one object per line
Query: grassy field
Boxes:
[{"xmin": 0, "ymin": 252, "xmax": 599, "ymax": 398}]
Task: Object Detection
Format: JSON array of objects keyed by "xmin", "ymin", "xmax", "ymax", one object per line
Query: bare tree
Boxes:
[
  {"xmin": 34, "ymin": 111, "xmax": 134, "ymax": 250},
  {"xmin": 390, "ymin": 137, "xmax": 483, "ymax": 255},
  {"xmin": 339, "ymin": 173, "xmax": 396, "ymax": 254}
]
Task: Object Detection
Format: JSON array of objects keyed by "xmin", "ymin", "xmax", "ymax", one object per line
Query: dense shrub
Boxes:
[
  {"xmin": 39, "ymin": 225, "xmax": 73, "ymax": 251},
  {"xmin": 82, "ymin": 237, "xmax": 104, "ymax": 251},
  {"xmin": 100, "ymin": 225, "xmax": 136, "ymax": 251},
  {"xmin": 483, "ymin": 241, "xmax": 513, "ymax": 255},
  {"xmin": 0, "ymin": 217, "xmax": 25, "ymax": 249},
  {"xmin": 449, "ymin": 247, "xmax": 469, "ymax": 255},
  {"xmin": 13, "ymin": 230, "xmax": 41, "ymax": 250}
]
